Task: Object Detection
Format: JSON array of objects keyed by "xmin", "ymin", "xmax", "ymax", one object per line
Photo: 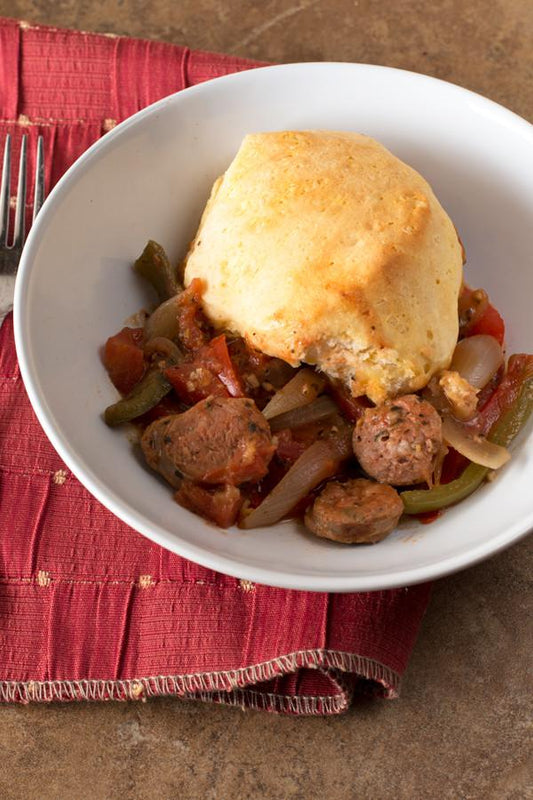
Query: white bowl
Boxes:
[{"xmin": 14, "ymin": 63, "xmax": 533, "ymax": 592}]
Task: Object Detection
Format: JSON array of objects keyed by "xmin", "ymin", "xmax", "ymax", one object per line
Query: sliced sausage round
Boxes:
[
  {"xmin": 352, "ymin": 394, "xmax": 442, "ymax": 486},
  {"xmin": 141, "ymin": 396, "xmax": 275, "ymax": 486},
  {"xmin": 304, "ymin": 478, "xmax": 403, "ymax": 544}
]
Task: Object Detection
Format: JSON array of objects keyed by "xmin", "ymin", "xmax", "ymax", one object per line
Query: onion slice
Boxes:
[
  {"xmin": 143, "ymin": 336, "xmax": 183, "ymax": 364},
  {"xmin": 240, "ymin": 440, "xmax": 338, "ymax": 529},
  {"xmin": 450, "ymin": 335, "xmax": 503, "ymax": 389},
  {"xmin": 441, "ymin": 417, "xmax": 510, "ymax": 470},
  {"xmin": 262, "ymin": 368, "xmax": 326, "ymax": 420},
  {"xmin": 269, "ymin": 396, "xmax": 338, "ymax": 432},
  {"xmin": 144, "ymin": 295, "xmax": 181, "ymax": 342}
]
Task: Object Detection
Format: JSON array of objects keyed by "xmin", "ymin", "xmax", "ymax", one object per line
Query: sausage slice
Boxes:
[
  {"xmin": 304, "ymin": 478, "xmax": 403, "ymax": 544},
  {"xmin": 141, "ymin": 396, "xmax": 275, "ymax": 486},
  {"xmin": 353, "ymin": 394, "xmax": 442, "ymax": 486}
]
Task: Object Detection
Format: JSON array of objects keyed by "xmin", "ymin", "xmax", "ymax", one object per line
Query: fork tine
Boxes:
[
  {"xmin": 0, "ymin": 134, "xmax": 11, "ymax": 246},
  {"xmin": 12, "ymin": 134, "xmax": 28, "ymax": 249},
  {"xmin": 32, "ymin": 136, "xmax": 45, "ymax": 223}
]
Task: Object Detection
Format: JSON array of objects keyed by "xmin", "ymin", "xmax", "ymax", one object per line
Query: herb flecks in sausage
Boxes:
[
  {"xmin": 353, "ymin": 395, "xmax": 442, "ymax": 486},
  {"xmin": 305, "ymin": 479, "xmax": 403, "ymax": 544},
  {"xmin": 141, "ymin": 397, "xmax": 275, "ymax": 487}
]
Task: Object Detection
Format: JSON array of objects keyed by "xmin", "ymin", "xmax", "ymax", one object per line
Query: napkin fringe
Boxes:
[
  {"xmin": 198, "ymin": 687, "xmax": 349, "ymax": 715},
  {"xmin": 0, "ymin": 649, "xmax": 399, "ymax": 713}
]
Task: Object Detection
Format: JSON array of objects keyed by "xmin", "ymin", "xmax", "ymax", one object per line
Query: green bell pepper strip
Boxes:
[
  {"xmin": 104, "ymin": 368, "xmax": 172, "ymax": 427},
  {"xmin": 401, "ymin": 373, "xmax": 533, "ymax": 514},
  {"xmin": 133, "ymin": 240, "xmax": 179, "ymax": 302}
]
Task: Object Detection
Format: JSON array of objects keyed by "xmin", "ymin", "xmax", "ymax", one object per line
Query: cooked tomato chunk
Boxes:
[
  {"xmin": 467, "ymin": 303, "xmax": 505, "ymax": 345},
  {"xmin": 175, "ymin": 482, "xmax": 243, "ymax": 528},
  {"xmin": 175, "ymin": 278, "xmax": 212, "ymax": 351},
  {"xmin": 102, "ymin": 327, "xmax": 145, "ymax": 395}
]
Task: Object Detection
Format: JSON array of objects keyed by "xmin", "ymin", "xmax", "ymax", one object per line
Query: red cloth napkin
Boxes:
[{"xmin": 0, "ymin": 17, "xmax": 431, "ymax": 714}]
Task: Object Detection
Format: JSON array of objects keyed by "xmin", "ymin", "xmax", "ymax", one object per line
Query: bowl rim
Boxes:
[{"xmin": 13, "ymin": 61, "xmax": 533, "ymax": 592}]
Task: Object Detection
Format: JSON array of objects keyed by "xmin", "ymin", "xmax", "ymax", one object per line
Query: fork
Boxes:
[{"xmin": 0, "ymin": 134, "xmax": 45, "ymax": 322}]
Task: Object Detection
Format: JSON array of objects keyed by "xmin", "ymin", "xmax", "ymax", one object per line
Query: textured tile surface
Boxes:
[{"xmin": 0, "ymin": 2, "xmax": 532, "ymax": 798}]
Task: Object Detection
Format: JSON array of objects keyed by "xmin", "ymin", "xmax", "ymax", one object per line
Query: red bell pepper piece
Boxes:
[
  {"xmin": 471, "ymin": 354, "xmax": 533, "ymax": 435},
  {"xmin": 165, "ymin": 334, "xmax": 244, "ymax": 405},
  {"xmin": 327, "ymin": 380, "xmax": 372, "ymax": 423}
]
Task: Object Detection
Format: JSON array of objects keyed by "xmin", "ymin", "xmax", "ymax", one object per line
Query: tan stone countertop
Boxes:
[{"xmin": 0, "ymin": 2, "xmax": 531, "ymax": 798}]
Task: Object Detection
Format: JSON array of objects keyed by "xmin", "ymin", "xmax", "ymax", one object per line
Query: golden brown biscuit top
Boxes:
[{"xmin": 184, "ymin": 130, "xmax": 463, "ymax": 402}]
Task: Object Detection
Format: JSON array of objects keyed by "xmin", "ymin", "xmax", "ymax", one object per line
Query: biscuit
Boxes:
[{"xmin": 183, "ymin": 130, "xmax": 463, "ymax": 402}]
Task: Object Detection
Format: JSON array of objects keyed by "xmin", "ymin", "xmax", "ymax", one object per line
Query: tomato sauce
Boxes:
[{"xmin": 103, "ymin": 279, "xmax": 517, "ymax": 531}]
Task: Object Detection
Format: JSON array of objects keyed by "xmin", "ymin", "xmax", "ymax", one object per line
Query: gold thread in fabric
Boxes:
[
  {"xmin": 52, "ymin": 469, "xmax": 68, "ymax": 485},
  {"xmin": 36, "ymin": 570, "xmax": 51, "ymax": 587},
  {"xmin": 1, "ymin": 117, "xmax": 94, "ymax": 126},
  {"xmin": 0, "ymin": 465, "xmax": 71, "ymax": 479}
]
